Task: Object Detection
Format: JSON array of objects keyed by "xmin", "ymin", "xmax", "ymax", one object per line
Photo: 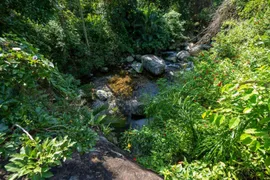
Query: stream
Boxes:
[{"xmin": 81, "ymin": 49, "xmax": 194, "ymax": 133}]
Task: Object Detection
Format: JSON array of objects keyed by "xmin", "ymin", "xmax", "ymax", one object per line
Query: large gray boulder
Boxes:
[
  {"xmin": 141, "ymin": 55, "xmax": 165, "ymax": 75},
  {"xmin": 188, "ymin": 45, "xmax": 202, "ymax": 56},
  {"xmin": 51, "ymin": 136, "xmax": 162, "ymax": 180}
]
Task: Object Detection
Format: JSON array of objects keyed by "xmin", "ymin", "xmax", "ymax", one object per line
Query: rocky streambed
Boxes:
[{"xmin": 83, "ymin": 48, "xmax": 196, "ymax": 131}]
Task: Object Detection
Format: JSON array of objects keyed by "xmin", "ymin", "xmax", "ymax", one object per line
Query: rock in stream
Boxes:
[{"xmin": 141, "ymin": 55, "xmax": 166, "ymax": 76}]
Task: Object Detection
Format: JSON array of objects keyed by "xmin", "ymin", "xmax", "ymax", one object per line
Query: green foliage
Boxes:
[
  {"xmin": 122, "ymin": 1, "xmax": 270, "ymax": 179},
  {"xmin": 135, "ymin": 5, "xmax": 170, "ymax": 53},
  {"xmin": 5, "ymin": 136, "xmax": 74, "ymax": 180},
  {"xmin": 179, "ymin": 53, "xmax": 235, "ymax": 107},
  {"xmin": 161, "ymin": 161, "xmax": 238, "ymax": 180},
  {"xmin": 122, "ymin": 97, "xmax": 204, "ymax": 171},
  {"xmin": 1, "ymin": 0, "xmax": 213, "ymax": 77},
  {"xmin": 105, "ymin": 1, "xmax": 174, "ymax": 53},
  {"xmin": 237, "ymin": 0, "xmax": 269, "ymax": 18},
  {"xmin": 0, "ymin": 0, "xmax": 55, "ymax": 23},
  {"xmin": 0, "ymin": 36, "xmax": 98, "ymax": 178},
  {"xmin": 163, "ymin": 10, "xmax": 185, "ymax": 41}
]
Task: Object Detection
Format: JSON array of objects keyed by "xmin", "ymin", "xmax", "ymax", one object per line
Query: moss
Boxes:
[{"xmin": 108, "ymin": 74, "xmax": 133, "ymax": 97}]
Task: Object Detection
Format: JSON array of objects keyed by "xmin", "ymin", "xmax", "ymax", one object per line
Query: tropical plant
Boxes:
[
  {"xmin": 5, "ymin": 136, "xmax": 74, "ymax": 180},
  {"xmin": 0, "ymin": 35, "xmax": 98, "ymax": 178}
]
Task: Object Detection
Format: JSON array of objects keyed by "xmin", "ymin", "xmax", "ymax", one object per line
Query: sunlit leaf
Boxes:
[
  {"xmin": 229, "ymin": 117, "xmax": 240, "ymax": 129},
  {"xmin": 240, "ymin": 134, "xmax": 253, "ymax": 145},
  {"xmin": 243, "ymin": 107, "xmax": 252, "ymax": 114},
  {"xmin": 215, "ymin": 115, "xmax": 225, "ymax": 126}
]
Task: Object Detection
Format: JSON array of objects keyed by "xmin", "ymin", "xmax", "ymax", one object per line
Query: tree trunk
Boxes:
[
  {"xmin": 196, "ymin": 0, "xmax": 236, "ymax": 45},
  {"xmin": 77, "ymin": 0, "xmax": 90, "ymax": 53}
]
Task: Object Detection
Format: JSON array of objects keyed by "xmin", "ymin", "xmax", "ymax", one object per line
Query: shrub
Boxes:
[
  {"xmin": 5, "ymin": 136, "xmax": 74, "ymax": 180},
  {"xmin": 0, "ymin": 35, "xmax": 98, "ymax": 179},
  {"xmin": 134, "ymin": 5, "xmax": 170, "ymax": 53},
  {"xmin": 122, "ymin": 97, "xmax": 205, "ymax": 171},
  {"xmin": 161, "ymin": 161, "xmax": 237, "ymax": 180},
  {"xmin": 163, "ymin": 10, "xmax": 185, "ymax": 41},
  {"xmin": 122, "ymin": 1, "xmax": 270, "ymax": 179}
]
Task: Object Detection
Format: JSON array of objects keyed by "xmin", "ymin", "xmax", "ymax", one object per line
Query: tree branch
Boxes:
[{"xmin": 15, "ymin": 124, "xmax": 34, "ymax": 141}]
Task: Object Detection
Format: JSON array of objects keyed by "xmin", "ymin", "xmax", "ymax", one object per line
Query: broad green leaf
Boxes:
[
  {"xmin": 250, "ymin": 140, "xmax": 260, "ymax": 151},
  {"xmin": 243, "ymin": 107, "xmax": 252, "ymax": 114},
  {"xmin": 238, "ymin": 84, "xmax": 252, "ymax": 91},
  {"xmin": 221, "ymin": 84, "xmax": 234, "ymax": 93},
  {"xmin": 202, "ymin": 112, "xmax": 207, "ymax": 119},
  {"xmin": 240, "ymin": 134, "xmax": 253, "ymax": 145},
  {"xmin": 5, "ymin": 164, "xmax": 20, "ymax": 172},
  {"xmin": 10, "ymin": 154, "xmax": 25, "ymax": 161},
  {"xmin": 210, "ymin": 114, "xmax": 218, "ymax": 124},
  {"xmin": 8, "ymin": 173, "xmax": 19, "ymax": 180},
  {"xmin": 244, "ymin": 129, "xmax": 257, "ymax": 134},
  {"xmin": 260, "ymin": 118, "xmax": 270, "ymax": 125},
  {"xmin": 12, "ymin": 160, "xmax": 24, "ymax": 167},
  {"xmin": 242, "ymin": 93, "xmax": 253, "ymax": 101},
  {"xmin": 249, "ymin": 94, "xmax": 257, "ymax": 104},
  {"xmin": 215, "ymin": 115, "xmax": 225, "ymax": 126},
  {"xmin": 32, "ymin": 174, "xmax": 41, "ymax": 180},
  {"xmin": 25, "ymin": 146, "xmax": 31, "ymax": 156},
  {"xmin": 221, "ymin": 109, "xmax": 232, "ymax": 113},
  {"xmin": 33, "ymin": 166, "xmax": 42, "ymax": 173},
  {"xmin": 229, "ymin": 117, "xmax": 240, "ymax": 129},
  {"xmin": 245, "ymin": 129, "xmax": 268, "ymax": 136}
]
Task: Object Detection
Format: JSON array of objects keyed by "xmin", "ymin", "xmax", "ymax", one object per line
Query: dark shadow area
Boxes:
[{"xmin": 51, "ymin": 136, "xmax": 162, "ymax": 180}]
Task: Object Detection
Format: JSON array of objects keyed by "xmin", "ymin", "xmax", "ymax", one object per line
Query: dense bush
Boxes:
[
  {"xmin": 123, "ymin": 97, "xmax": 204, "ymax": 170},
  {"xmin": 134, "ymin": 5, "xmax": 171, "ymax": 53},
  {"xmin": 5, "ymin": 136, "xmax": 74, "ymax": 180},
  {"xmin": 105, "ymin": 1, "xmax": 175, "ymax": 53},
  {"xmin": 122, "ymin": 1, "xmax": 270, "ymax": 179},
  {"xmin": 163, "ymin": 10, "xmax": 186, "ymax": 41},
  {"xmin": 0, "ymin": 36, "xmax": 98, "ymax": 179}
]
